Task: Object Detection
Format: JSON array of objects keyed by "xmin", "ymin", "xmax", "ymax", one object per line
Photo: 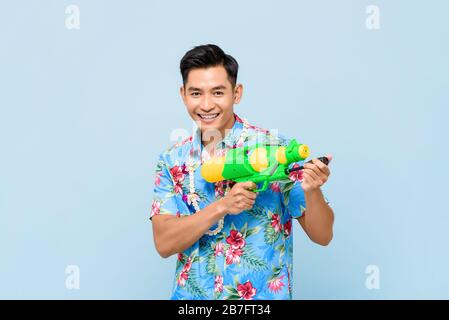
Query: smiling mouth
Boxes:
[{"xmin": 198, "ymin": 113, "xmax": 220, "ymax": 120}]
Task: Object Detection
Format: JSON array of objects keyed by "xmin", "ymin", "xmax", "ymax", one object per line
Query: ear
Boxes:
[
  {"xmin": 233, "ymin": 83, "xmax": 243, "ymax": 104},
  {"xmin": 180, "ymin": 85, "xmax": 186, "ymax": 104}
]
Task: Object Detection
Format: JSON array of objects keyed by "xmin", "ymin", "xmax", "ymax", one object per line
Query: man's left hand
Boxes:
[{"xmin": 301, "ymin": 155, "xmax": 332, "ymax": 193}]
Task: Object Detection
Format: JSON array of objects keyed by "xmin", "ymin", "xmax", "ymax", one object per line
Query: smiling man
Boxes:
[{"xmin": 150, "ymin": 44, "xmax": 334, "ymax": 300}]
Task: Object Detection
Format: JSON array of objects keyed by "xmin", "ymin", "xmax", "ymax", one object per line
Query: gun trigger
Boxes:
[{"xmin": 268, "ymin": 163, "xmax": 278, "ymax": 175}]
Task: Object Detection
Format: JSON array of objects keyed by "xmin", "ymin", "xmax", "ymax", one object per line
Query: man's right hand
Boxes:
[{"xmin": 221, "ymin": 182, "xmax": 258, "ymax": 215}]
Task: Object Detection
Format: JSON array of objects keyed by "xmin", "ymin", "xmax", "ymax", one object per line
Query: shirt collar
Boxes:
[{"xmin": 191, "ymin": 113, "xmax": 244, "ymax": 161}]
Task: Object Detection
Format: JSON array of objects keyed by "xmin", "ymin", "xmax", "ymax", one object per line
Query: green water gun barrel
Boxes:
[{"xmin": 201, "ymin": 139, "xmax": 310, "ymax": 191}]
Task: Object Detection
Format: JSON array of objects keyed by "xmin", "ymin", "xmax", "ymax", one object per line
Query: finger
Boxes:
[
  {"xmin": 303, "ymin": 162, "xmax": 315, "ymax": 170},
  {"xmin": 242, "ymin": 189, "xmax": 257, "ymax": 200},
  {"xmin": 302, "ymin": 172, "xmax": 320, "ymax": 189},
  {"xmin": 304, "ymin": 168, "xmax": 321, "ymax": 184},
  {"xmin": 308, "ymin": 168, "xmax": 328, "ymax": 185},
  {"xmin": 248, "ymin": 200, "xmax": 256, "ymax": 209},
  {"xmin": 237, "ymin": 195, "xmax": 247, "ymax": 204},
  {"xmin": 245, "ymin": 197, "xmax": 255, "ymax": 206},
  {"xmin": 302, "ymin": 171, "xmax": 317, "ymax": 186},
  {"xmin": 304, "ymin": 163, "xmax": 323, "ymax": 177},
  {"xmin": 236, "ymin": 191, "xmax": 255, "ymax": 205},
  {"xmin": 238, "ymin": 199, "xmax": 253, "ymax": 210},
  {"xmin": 243, "ymin": 199, "xmax": 255, "ymax": 209},
  {"xmin": 311, "ymin": 158, "xmax": 330, "ymax": 176},
  {"xmin": 239, "ymin": 181, "xmax": 257, "ymax": 191}
]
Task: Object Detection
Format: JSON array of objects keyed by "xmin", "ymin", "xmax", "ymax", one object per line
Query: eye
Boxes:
[
  {"xmin": 191, "ymin": 92, "xmax": 200, "ymax": 97},
  {"xmin": 214, "ymin": 91, "xmax": 224, "ymax": 96}
]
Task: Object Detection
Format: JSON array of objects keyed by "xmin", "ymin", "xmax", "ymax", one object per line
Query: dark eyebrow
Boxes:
[
  {"xmin": 187, "ymin": 85, "xmax": 228, "ymax": 92},
  {"xmin": 187, "ymin": 87, "xmax": 202, "ymax": 92},
  {"xmin": 211, "ymin": 85, "xmax": 227, "ymax": 90}
]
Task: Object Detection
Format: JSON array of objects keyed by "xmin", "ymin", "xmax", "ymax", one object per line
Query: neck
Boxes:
[{"xmin": 201, "ymin": 115, "xmax": 236, "ymax": 148}]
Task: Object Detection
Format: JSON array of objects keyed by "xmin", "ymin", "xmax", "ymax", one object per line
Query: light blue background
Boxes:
[{"xmin": 1, "ymin": 0, "xmax": 448, "ymax": 299}]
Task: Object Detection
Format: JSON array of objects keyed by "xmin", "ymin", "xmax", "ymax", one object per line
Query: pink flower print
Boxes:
[
  {"xmin": 270, "ymin": 182, "xmax": 281, "ymax": 193},
  {"xmin": 226, "ymin": 230, "xmax": 246, "ymax": 249},
  {"xmin": 289, "ymin": 163, "xmax": 304, "ymax": 182},
  {"xmin": 237, "ymin": 281, "xmax": 257, "ymax": 300},
  {"xmin": 271, "ymin": 214, "xmax": 282, "ymax": 233},
  {"xmin": 268, "ymin": 275, "xmax": 285, "ymax": 293},
  {"xmin": 214, "ymin": 242, "xmax": 224, "ymax": 257},
  {"xmin": 225, "ymin": 247, "xmax": 244, "ymax": 265},
  {"xmin": 151, "ymin": 200, "xmax": 161, "ymax": 217},
  {"xmin": 214, "ymin": 275, "xmax": 223, "ymax": 293}
]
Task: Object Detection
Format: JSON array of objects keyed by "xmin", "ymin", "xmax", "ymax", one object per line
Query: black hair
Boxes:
[{"xmin": 180, "ymin": 44, "xmax": 239, "ymax": 88}]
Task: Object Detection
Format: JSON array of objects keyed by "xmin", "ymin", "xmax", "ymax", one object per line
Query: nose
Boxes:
[{"xmin": 200, "ymin": 95, "xmax": 215, "ymax": 112}]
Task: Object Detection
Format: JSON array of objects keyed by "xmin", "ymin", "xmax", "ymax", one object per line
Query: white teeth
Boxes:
[{"xmin": 199, "ymin": 113, "xmax": 219, "ymax": 119}]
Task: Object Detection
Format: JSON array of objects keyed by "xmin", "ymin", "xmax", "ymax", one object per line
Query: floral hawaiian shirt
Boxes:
[{"xmin": 150, "ymin": 114, "xmax": 323, "ymax": 300}]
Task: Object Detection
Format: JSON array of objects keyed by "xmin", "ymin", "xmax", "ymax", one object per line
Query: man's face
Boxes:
[{"xmin": 180, "ymin": 65, "xmax": 243, "ymax": 140}]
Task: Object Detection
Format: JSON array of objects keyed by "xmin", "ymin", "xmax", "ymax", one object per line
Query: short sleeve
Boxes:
[
  {"xmin": 279, "ymin": 136, "xmax": 331, "ymax": 219},
  {"xmin": 282, "ymin": 164, "xmax": 331, "ymax": 219},
  {"xmin": 282, "ymin": 162, "xmax": 307, "ymax": 219},
  {"xmin": 150, "ymin": 155, "xmax": 180, "ymax": 220}
]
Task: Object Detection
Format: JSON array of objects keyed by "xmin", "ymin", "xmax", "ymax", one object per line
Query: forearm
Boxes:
[
  {"xmin": 304, "ymin": 189, "xmax": 334, "ymax": 245},
  {"xmin": 155, "ymin": 199, "xmax": 228, "ymax": 257}
]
